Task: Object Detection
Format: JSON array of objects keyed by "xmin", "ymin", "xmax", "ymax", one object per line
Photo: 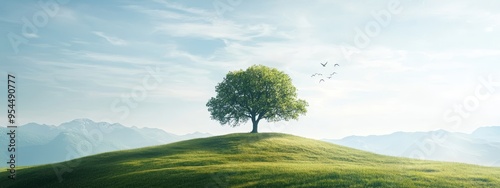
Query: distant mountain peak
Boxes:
[
  {"xmin": 69, "ymin": 118, "xmax": 96, "ymax": 124},
  {"xmin": 473, "ymin": 126, "xmax": 500, "ymax": 132},
  {"xmin": 21, "ymin": 122, "xmax": 56, "ymax": 128},
  {"xmin": 186, "ymin": 131, "xmax": 210, "ymax": 135},
  {"xmin": 471, "ymin": 126, "xmax": 500, "ymax": 141},
  {"xmin": 10, "ymin": 118, "xmax": 212, "ymax": 166},
  {"xmin": 325, "ymin": 126, "xmax": 500, "ymax": 167}
]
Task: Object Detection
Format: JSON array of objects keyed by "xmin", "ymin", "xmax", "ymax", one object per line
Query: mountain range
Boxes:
[
  {"xmin": 0, "ymin": 119, "xmax": 211, "ymax": 166},
  {"xmin": 2, "ymin": 119, "xmax": 499, "ymax": 168},
  {"xmin": 324, "ymin": 126, "xmax": 500, "ymax": 167}
]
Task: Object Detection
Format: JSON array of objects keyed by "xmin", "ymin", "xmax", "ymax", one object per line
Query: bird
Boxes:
[
  {"xmin": 319, "ymin": 79, "xmax": 325, "ymax": 83},
  {"xmin": 311, "ymin": 73, "xmax": 322, "ymax": 77},
  {"xmin": 330, "ymin": 72, "xmax": 336, "ymax": 76},
  {"xmin": 321, "ymin": 62, "xmax": 328, "ymax": 67},
  {"xmin": 327, "ymin": 76, "xmax": 332, "ymax": 79},
  {"xmin": 334, "ymin": 63, "xmax": 340, "ymax": 67}
]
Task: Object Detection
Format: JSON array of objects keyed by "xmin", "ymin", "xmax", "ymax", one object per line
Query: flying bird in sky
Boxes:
[
  {"xmin": 319, "ymin": 79, "xmax": 325, "ymax": 83},
  {"xmin": 334, "ymin": 63, "xmax": 340, "ymax": 67},
  {"xmin": 330, "ymin": 72, "xmax": 336, "ymax": 76},
  {"xmin": 321, "ymin": 62, "xmax": 328, "ymax": 67},
  {"xmin": 311, "ymin": 73, "xmax": 322, "ymax": 77}
]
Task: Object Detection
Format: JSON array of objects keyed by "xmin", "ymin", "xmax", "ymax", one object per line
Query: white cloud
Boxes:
[
  {"xmin": 123, "ymin": 5, "xmax": 192, "ymax": 20},
  {"xmin": 152, "ymin": 0, "xmax": 210, "ymax": 16},
  {"xmin": 23, "ymin": 33, "xmax": 39, "ymax": 38},
  {"xmin": 154, "ymin": 20, "xmax": 276, "ymax": 41},
  {"xmin": 92, "ymin": 31, "xmax": 128, "ymax": 46}
]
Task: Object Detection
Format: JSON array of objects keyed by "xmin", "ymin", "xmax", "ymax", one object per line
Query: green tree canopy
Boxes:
[{"xmin": 206, "ymin": 65, "xmax": 308, "ymax": 133}]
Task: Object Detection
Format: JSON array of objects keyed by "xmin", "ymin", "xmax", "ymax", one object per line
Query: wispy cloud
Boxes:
[
  {"xmin": 92, "ymin": 31, "xmax": 128, "ymax": 46},
  {"xmin": 123, "ymin": 5, "xmax": 191, "ymax": 20},
  {"xmin": 154, "ymin": 21, "xmax": 276, "ymax": 41},
  {"xmin": 152, "ymin": 0, "xmax": 210, "ymax": 16},
  {"xmin": 126, "ymin": 2, "xmax": 276, "ymax": 41},
  {"xmin": 24, "ymin": 33, "xmax": 39, "ymax": 38}
]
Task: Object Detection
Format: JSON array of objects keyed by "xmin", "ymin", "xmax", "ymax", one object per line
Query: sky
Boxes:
[{"xmin": 0, "ymin": 0, "xmax": 499, "ymax": 139}]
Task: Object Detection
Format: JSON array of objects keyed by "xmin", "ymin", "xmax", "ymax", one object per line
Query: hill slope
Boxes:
[{"xmin": 2, "ymin": 133, "xmax": 500, "ymax": 187}]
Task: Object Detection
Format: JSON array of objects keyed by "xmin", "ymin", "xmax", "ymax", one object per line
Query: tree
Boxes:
[{"xmin": 206, "ymin": 65, "xmax": 308, "ymax": 133}]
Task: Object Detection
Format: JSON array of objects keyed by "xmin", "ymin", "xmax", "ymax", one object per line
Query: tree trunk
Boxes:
[{"xmin": 251, "ymin": 119, "xmax": 259, "ymax": 133}]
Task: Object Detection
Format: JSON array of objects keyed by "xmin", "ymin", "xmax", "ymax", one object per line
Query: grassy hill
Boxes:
[{"xmin": 2, "ymin": 133, "xmax": 500, "ymax": 187}]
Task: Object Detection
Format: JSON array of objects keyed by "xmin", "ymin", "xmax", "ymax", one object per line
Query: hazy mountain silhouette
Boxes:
[
  {"xmin": 0, "ymin": 119, "xmax": 211, "ymax": 166},
  {"xmin": 324, "ymin": 127, "xmax": 500, "ymax": 167}
]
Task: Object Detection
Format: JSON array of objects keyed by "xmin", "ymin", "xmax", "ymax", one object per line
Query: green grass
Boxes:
[{"xmin": 1, "ymin": 133, "xmax": 500, "ymax": 187}]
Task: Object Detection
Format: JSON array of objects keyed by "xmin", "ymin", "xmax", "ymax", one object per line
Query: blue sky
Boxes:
[{"xmin": 1, "ymin": 0, "xmax": 499, "ymax": 139}]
